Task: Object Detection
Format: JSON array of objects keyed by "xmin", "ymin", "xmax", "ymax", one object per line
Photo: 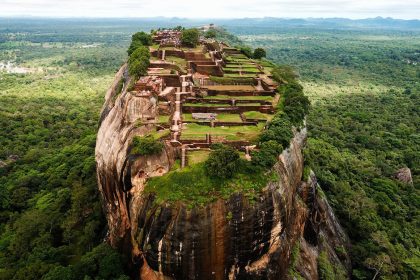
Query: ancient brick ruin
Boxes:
[{"xmin": 131, "ymin": 27, "xmax": 279, "ymax": 167}]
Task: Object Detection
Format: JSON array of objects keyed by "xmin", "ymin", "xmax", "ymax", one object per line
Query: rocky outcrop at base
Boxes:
[{"xmin": 394, "ymin": 167, "xmax": 413, "ymax": 185}]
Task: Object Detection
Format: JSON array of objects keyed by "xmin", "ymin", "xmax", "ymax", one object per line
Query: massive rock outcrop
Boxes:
[{"xmin": 96, "ymin": 66, "xmax": 351, "ymax": 279}]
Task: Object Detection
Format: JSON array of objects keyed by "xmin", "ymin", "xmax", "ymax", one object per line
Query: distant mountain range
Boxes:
[
  {"xmin": 215, "ymin": 17, "xmax": 420, "ymax": 29},
  {"xmin": 1, "ymin": 16, "xmax": 419, "ymax": 30}
]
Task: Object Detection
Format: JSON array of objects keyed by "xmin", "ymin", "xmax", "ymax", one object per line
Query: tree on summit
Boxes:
[
  {"xmin": 127, "ymin": 31, "xmax": 152, "ymax": 55},
  {"xmin": 132, "ymin": 31, "xmax": 153, "ymax": 46},
  {"xmin": 253, "ymin": 48, "xmax": 266, "ymax": 59},
  {"xmin": 128, "ymin": 46, "xmax": 150, "ymax": 79},
  {"xmin": 204, "ymin": 29, "xmax": 217, "ymax": 39},
  {"xmin": 181, "ymin": 28, "xmax": 199, "ymax": 48}
]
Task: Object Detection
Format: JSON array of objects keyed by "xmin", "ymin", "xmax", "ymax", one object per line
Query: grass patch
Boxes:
[
  {"xmin": 259, "ymin": 59, "xmax": 275, "ymax": 67},
  {"xmin": 237, "ymin": 103, "xmax": 262, "ymax": 106},
  {"xmin": 181, "ymin": 45, "xmax": 204, "ymax": 52},
  {"xmin": 215, "ymin": 113, "xmax": 242, "ymax": 122},
  {"xmin": 226, "ymin": 55, "xmax": 252, "ymax": 62},
  {"xmin": 205, "ymin": 85, "xmax": 256, "ymax": 91},
  {"xmin": 148, "ymin": 68, "xmax": 171, "ymax": 74},
  {"xmin": 224, "ymin": 63, "xmax": 257, "ymax": 68},
  {"xmin": 203, "ymin": 95, "xmax": 273, "ymax": 101},
  {"xmin": 182, "ymin": 113, "xmax": 198, "ymax": 122},
  {"xmin": 144, "ymin": 161, "xmax": 276, "ymax": 207},
  {"xmin": 149, "ymin": 129, "xmax": 171, "ymax": 139},
  {"xmin": 209, "ymin": 76, "xmax": 255, "ymax": 85},
  {"xmin": 183, "ymin": 102, "xmax": 230, "ymax": 107},
  {"xmin": 150, "ymin": 43, "xmax": 160, "ymax": 50},
  {"xmin": 179, "ymin": 134, "xmax": 206, "ymax": 140},
  {"xmin": 226, "ymin": 57, "xmax": 253, "ymax": 63},
  {"xmin": 223, "ymin": 67, "xmax": 261, "ymax": 73},
  {"xmin": 165, "ymin": 56, "xmax": 187, "ymax": 70},
  {"xmin": 183, "ymin": 113, "xmax": 241, "ymax": 123},
  {"xmin": 160, "ymin": 46, "xmax": 177, "ymax": 50},
  {"xmin": 243, "ymin": 111, "xmax": 273, "ymax": 121},
  {"xmin": 224, "ymin": 73, "xmax": 257, "ymax": 78},
  {"xmin": 181, "ymin": 122, "xmax": 264, "ymax": 141},
  {"xmin": 158, "ymin": 115, "xmax": 170, "ymax": 123},
  {"xmin": 229, "ymin": 54, "xmax": 248, "ymax": 59},
  {"xmin": 187, "ymin": 149, "xmax": 211, "ymax": 165}
]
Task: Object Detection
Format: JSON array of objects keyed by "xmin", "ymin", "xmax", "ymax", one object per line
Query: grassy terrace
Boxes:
[
  {"xmin": 183, "ymin": 102, "xmax": 264, "ymax": 107},
  {"xmin": 228, "ymin": 54, "xmax": 248, "ymax": 58},
  {"xmin": 187, "ymin": 149, "xmax": 248, "ymax": 165},
  {"xmin": 224, "ymin": 54, "xmax": 258, "ymax": 69},
  {"xmin": 237, "ymin": 102, "xmax": 262, "ymax": 106},
  {"xmin": 203, "ymin": 94, "xmax": 274, "ymax": 101},
  {"xmin": 183, "ymin": 113, "xmax": 242, "ymax": 123},
  {"xmin": 144, "ymin": 162, "xmax": 277, "ymax": 207},
  {"xmin": 223, "ymin": 67, "xmax": 261, "ymax": 73},
  {"xmin": 224, "ymin": 73, "xmax": 258, "ymax": 78},
  {"xmin": 215, "ymin": 113, "xmax": 243, "ymax": 122},
  {"xmin": 226, "ymin": 57, "xmax": 253, "ymax": 63},
  {"xmin": 159, "ymin": 46, "xmax": 177, "ymax": 50},
  {"xmin": 148, "ymin": 68, "xmax": 172, "ymax": 74},
  {"xmin": 263, "ymin": 68, "xmax": 273, "ymax": 75},
  {"xmin": 243, "ymin": 111, "xmax": 274, "ymax": 121},
  {"xmin": 159, "ymin": 45, "xmax": 205, "ymax": 52},
  {"xmin": 183, "ymin": 102, "xmax": 231, "ymax": 107},
  {"xmin": 187, "ymin": 149, "xmax": 211, "ymax": 165},
  {"xmin": 149, "ymin": 128, "xmax": 171, "ymax": 139},
  {"xmin": 224, "ymin": 63, "xmax": 257, "ymax": 67},
  {"xmin": 180, "ymin": 123, "xmax": 265, "ymax": 141},
  {"xmin": 158, "ymin": 115, "xmax": 170, "ymax": 123},
  {"xmin": 209, "ymin": 76, "xmax": 255, "ymax": 84},
  {"xmin": 181, "ymin": 45, "xmax": 205, "ymax": 52},
  {"xmin": 182, "ymin": 113, "xmax": 203, "ymax": 122},
  {"xmin": 165, "ymin": 56, "xmax": 187, "ymax": 70},
  {"xmin": 204, "ymin": 85, "xmax": 256, "ymax": 91},
  {"xmin": 224, "ymin": 65, "xmax": 257, "ymax": 69}
]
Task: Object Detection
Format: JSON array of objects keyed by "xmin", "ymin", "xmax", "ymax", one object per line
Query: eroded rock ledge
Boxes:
[{"xmin": 95, "ymin": 65, "xmax": 351, "ymax": 279}]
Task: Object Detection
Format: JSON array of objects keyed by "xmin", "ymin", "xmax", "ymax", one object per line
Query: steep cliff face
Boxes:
[{"xmin": 95, "ymin": 67, "xmax": 351, "ymax": 279}]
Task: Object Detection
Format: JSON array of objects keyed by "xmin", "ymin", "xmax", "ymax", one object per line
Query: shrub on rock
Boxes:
[
  {"xmin": 260, "ymin": 115, "xmax": 294, "ymax": 148},
  {"xmin": 205, "ymin": 145, "xmax": 240, "ymax": 179},
  {"xmin": 131, "ymin": 135, "xmax": 163, "ymax": 156},
  {"xmin": 252, "ymin": 140, "xmax": 283, "ymax": 169}
]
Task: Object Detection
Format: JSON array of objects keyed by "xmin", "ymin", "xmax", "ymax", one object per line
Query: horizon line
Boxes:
[{"xmin": 1, "ymin": 15, "xmax": 419, "ymax": 21}]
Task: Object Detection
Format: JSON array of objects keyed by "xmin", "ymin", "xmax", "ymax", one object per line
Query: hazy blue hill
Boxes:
[
  {"xmin": 1, "ymin": 17, "xmax": 419, "ymax": 32},
  {"xmin": 237, "ymin": 17, "xmax": 420, "ymax": 29},
  {"xmin": 314, "ymin": 17, "xmax": 420, "ymax": 29}
]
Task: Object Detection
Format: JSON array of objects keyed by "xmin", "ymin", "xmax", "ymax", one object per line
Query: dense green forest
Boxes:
[
  {"xmin": 0, "ymin": 22, "xmax": 130, "ymax": 279},
  {"xmin": 0, "ymin": 19, "xmax": 419, "ymax": 279}
]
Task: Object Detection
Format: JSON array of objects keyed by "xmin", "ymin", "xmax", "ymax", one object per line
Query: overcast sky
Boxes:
[{"xmin": 0, "ymin": 0, "xmax": 419, "ymax": 19}]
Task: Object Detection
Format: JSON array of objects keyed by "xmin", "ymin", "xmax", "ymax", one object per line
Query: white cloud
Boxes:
[{"xmin": 0, "ymin": 0, "xmax": 418, "ymax": 19}]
